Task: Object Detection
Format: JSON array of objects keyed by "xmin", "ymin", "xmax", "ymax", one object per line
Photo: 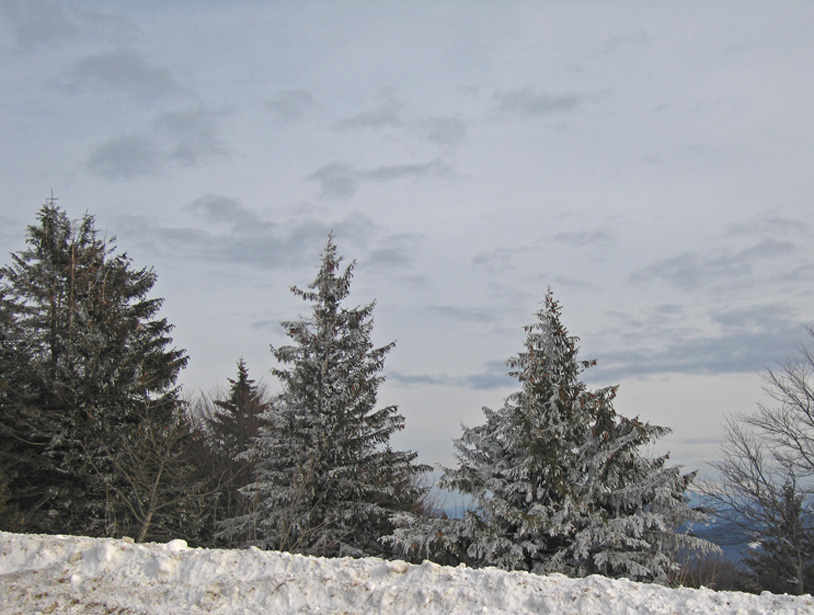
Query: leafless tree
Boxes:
[
  {"xmin": 704, "ymin": 327, "xmax": 814, "ymax": 594},
  {"xmin": 86, "ymin": 405, "xmax": 215, "ymax": 544}
]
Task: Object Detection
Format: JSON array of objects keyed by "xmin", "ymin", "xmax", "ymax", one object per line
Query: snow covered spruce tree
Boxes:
[
  {"xmin": 393, "ymin": 290, "xmax": 712, "ymax": 581},
  {"xmin": 0, "ymin": 201, "xmax": 189, "ymax": 536},
  {"xmin": 230, "ymin": 236, "xmax": 428, "ymax": 557}
]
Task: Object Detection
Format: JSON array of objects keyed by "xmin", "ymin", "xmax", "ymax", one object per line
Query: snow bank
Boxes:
[{"xmin": 1, "ymin": 531, "xmax": 811, "ymax": 614}]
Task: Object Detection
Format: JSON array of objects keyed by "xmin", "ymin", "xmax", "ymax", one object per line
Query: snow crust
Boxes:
[{"xmin": 1, "ymin": 531, "xmax": 811, "ymax": 614}]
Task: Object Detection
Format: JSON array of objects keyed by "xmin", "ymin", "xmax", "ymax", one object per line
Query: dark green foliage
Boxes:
[
  {"xmin": 741, "ymin": 483, "xmax": 814, "ymax": 594},
  {"xmin": 234, "ymin": 236, "xmax": 429, "ymax": 557},
  {"xmin": 0, "ymin": 201, "xmax": 188, "ymax": 536},
  {"xmin": 201, "ymin": 359, "xmax": 271, "ymax": 546}
]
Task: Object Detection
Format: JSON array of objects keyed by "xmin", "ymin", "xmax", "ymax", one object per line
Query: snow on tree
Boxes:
[
  {"xmin": 0, "ymin": 201, "xmax": 189, "ymax": 537},
  {"xmin": 229, "ymin": 235, "xmax": 429, "ymax": 557},
  {"xmin": 392, "ymin": 290, "xmax": 713, "ymax": 582}
]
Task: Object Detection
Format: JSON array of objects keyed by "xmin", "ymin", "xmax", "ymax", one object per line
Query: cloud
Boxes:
[
  {"xmin": 472, "ymin": 246, "xmax": 536, "ymax": 274},
  {"xmin": 552, "ymin": 230, "xmax": 615, "ymax": 245},
  {"xmin": 87, "ymin": 106, "xmax": 229, "ymax": 179},
  {"xmin": 185, "ymin": 194, "xmax": 269, "ymax": 232},
  {"xmin": 308, "ymin": 159, "xmax": 453, "ymax": 199},
  {"xmin": 421, "ymin": 117, "xmax": 467, "ymax": 145},
  {"xmin": 0, "ymin": 0, "xmax": 78, "ymax": 51},
  {"xmin": 0, "ymin": 2, "xmax": 140, "ymax": 52},
  {"xmin": 86, "ymin": 136, "xmax": 161, "ymax": 179},
  {"xmin": 154, "ymin": 107, "xmax": 228, "ymax": 165},
  {"xmin": 550, "ymin": 276, "xmax": 593, "ymax": 289},
  {"xmin": 631, "ymin": 239, "xmax": 797, "ymax": 290},
  {"xmin": 602, "ymin": 29, "xmax": 650, "ymax": 54},
  {"xmin": 363, "ymin": 160, "xmax": 452, "ymax": 182},
  {"xmin": 68, "ymin": 49, "xmax": 182, "ymax": 100},
  {"xmin": 490, "ymin": 87, "xmax": 586, "ymax": 119},
  {"xmin": 466, "ymin": 361, "xmax": 514, "ymax": 391},
  {"xmin": 116, "ymin": 196, "xmax": 380, "ymax": 271},
  {"xmin": 727, "ymin": 211, "xmax": 810, "ymax": 238},
  {"xmin": 588, "ymin": 303, "xmax": 811, "ymax": 383},
  {"xmin": 266, "ymin": 89, "xmax": 318, "ymax": 121},
  {"xmin": 364, "ymin": 233, "xmax": 424, "ymax": 269},
  {"xmin": 308, "ymin": 163, "xmax": 359, "ymax": 199},
  {"xmin": 332, "ymin": 100, "xmax": 403, "ymax": 131},
  {"xmin": 426, "ymin": 306, "xmax": 500, "ymax": 325},
  {"xmin": 388, "ymin": 360, "xmax": 513, "ymax": 391}
]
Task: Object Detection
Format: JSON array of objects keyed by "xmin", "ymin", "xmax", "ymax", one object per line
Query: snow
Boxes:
[{"xmin": 1, "ymin": 532, "xmax": 811, "ymax": 615}]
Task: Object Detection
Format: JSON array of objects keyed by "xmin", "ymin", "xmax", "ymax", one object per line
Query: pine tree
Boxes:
[
  {"xmin": 741, "ymin": 481, "xmax": 814, "ymax": 594},
  {"xmin": 0, "ymin": 201, "xmax": 188, "ymax": 536},
  {"xmin": 202, "ymin": 359, "xmax": 270, "ymax": 546},
  {"xmin": 208, "ymin": 359, "xmax": 269, "ymax": 462},
  {"xmin": 233, "ymin": 236, "xmax": 429, "ymax": 557},
  {"xmin": 394, "ymin": 290, "xmax": 712, "ymax": 581}
]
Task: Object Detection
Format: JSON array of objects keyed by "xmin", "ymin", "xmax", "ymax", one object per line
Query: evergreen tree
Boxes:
[
  {"xmin": 202, "ymin": 359, "xmax": 270, "ymax": 546},
  {"xmin": 208, "ymin": 359, "xmax": 269, "ymax": 462},
  {"xmin": 232, "ymin": 236, "xmax": 428, "ymax": 557},
  {"xmin": 0, "ymin": 201, "xmax": 188, "ymax": 536},
  {"xmin": 740, "ymin": 481, "xmax": 814, "ymax": 594},
  {"xmin": 393, "ymin": 290, "xmax": 712, "ymax": 581}
]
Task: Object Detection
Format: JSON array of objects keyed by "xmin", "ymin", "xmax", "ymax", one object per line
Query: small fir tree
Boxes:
[
  {"xmin": 203, "ymin": 359, "xmax": 270, "ymax": 546},
  {"xmin": 232, "ymin": 236, "xmax": 428, "ymax": 557},
  {"xmin": 392, "ymin": 290, "xmax": 712, "ymax": 581}
]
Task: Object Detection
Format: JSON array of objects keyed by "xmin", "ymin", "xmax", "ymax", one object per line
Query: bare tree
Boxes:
[
  {"xmin": 704, "ymin": 327, "xmax": 814, "ymax": 594},
  {"xmin": 86, "ymin": 405, "xmax": 213, "ymax": 544}
]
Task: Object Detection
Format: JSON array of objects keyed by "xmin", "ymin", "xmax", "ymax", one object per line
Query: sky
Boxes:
[{"xmin": 1, "ymin": 1, "xmax": 813, "ymax": 479}]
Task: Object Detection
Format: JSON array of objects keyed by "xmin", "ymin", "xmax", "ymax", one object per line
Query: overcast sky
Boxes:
[{"xmin": 2, "ymin": 1, "xmax": 813, "ymax": 478}]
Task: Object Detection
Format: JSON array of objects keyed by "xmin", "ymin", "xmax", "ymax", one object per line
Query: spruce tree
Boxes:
[
  {"xmin": 0, "ymin": 201, "xmax": 188, "ymax": 536},
  {"xmin": 394, "ymin": 290, "xmax": 712, "ymax": 581},
  {"xmin": 203, "ymin": 359, "xmax": 270, "ymax": 546},
  {"xmin": 233, "ymin": 236, "xmax": 428, "ymax": 557}
]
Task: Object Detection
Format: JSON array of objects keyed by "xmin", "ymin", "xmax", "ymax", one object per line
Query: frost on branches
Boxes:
[
  {"xmin": 226, "ymin": 236, "xmax": 429, "ymax": 557},
  {"xmin": 392, "ymin": 290, "xmax": 714, "ymax": 582}
]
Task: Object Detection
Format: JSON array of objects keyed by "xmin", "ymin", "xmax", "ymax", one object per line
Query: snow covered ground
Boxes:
[{"xmin": 1, "ymin": 532, "xmax": 811, "ymax": 614}]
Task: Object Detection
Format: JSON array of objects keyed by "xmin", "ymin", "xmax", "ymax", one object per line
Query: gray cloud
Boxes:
[
  {"xmin": 490, "ymin": 87, "xmax": 586, "ymax": 119},
  {"xmin": 388, "ymin": 360, "xmax": 513, "ymax": 391},
  {"xmin": 592, "ymin": 324, "xmax": 807, "ymax": 384},
  {"xmin": 588, "ymin": 303, "xmax": 811, "ymax": 383},
  {"xmin": 117, "ymin": 197, "xmax": 380, "ymax": 271},
  {"xmin": 332, "ymin": 100, "xmax": 403, "ymax": 131},
  {"xmin": 550, "ymin": 276, "xmax": 593, "ymax": 289},
  {"xmin": 86, "ymin": 136, "xmax": 160, "ymax": 179},
  {"xmin": 362, "ymin": 160, "xmax": 452, "ymax": 181},
  {"xmin": 631, "ymin": 238, "xmax": 797, "ymax": 290},
  {"xmin": 0, "ymin": 0, "xmax": 78, "ymax": 51},
  {"xmin": 154, "ymin": 107, "xmax": 228, "ymax": 165},
  {"xmin": 266, "ymin": 89, "xmax": 318, "ymax": 121},
  {"xmin": 426, "ymin": 305, "xmax": 500, "ymax": 325},
  {"xmin": 472, "ymin": 246, "xmax": 536, "ymax": 274},
  {"xmin": 185, "ymin": 194, "xmax": 269, "ymax": 233},
  {"xmin": 250, "ymin": 320, "xmax": 277, "ymax": 331},
  {"xmin": 308, "ymin": 163, "xmax": 359, "ymax": 199},
  {"xmin": 603, "ymin": 29, "xmax": 650, "ymax": 54},
  {"xmin": 421, "ymin": 117, "xmax": 467, "ymax": 146},
  {"xmin": 364, "ymin": 233, "xmax": 423, "ymax": 269},
  {"xmin": 68, "ymin": 49, "xmax": 182, "ymax": 100},
  {"xmin": 0, "ymin": 2, "xmax": 141, "ymax": 53},
  {"xmin": 467, "ymin": 361, "xmax": 514, "ymax": 391},
  {"xmin": 727, "ymin": 212, "xmax": 810, "ymax": 238},
  {"xmin": 552, "ymin": 230, "xmax": 615, "ymax": 245},
  {"xmin": 308, "ymin": 159, "xmax": 453, "ymax": 199},
  {"xmin": 87, "ymin": 106, "xmax": 229, "ymax": 179}
]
